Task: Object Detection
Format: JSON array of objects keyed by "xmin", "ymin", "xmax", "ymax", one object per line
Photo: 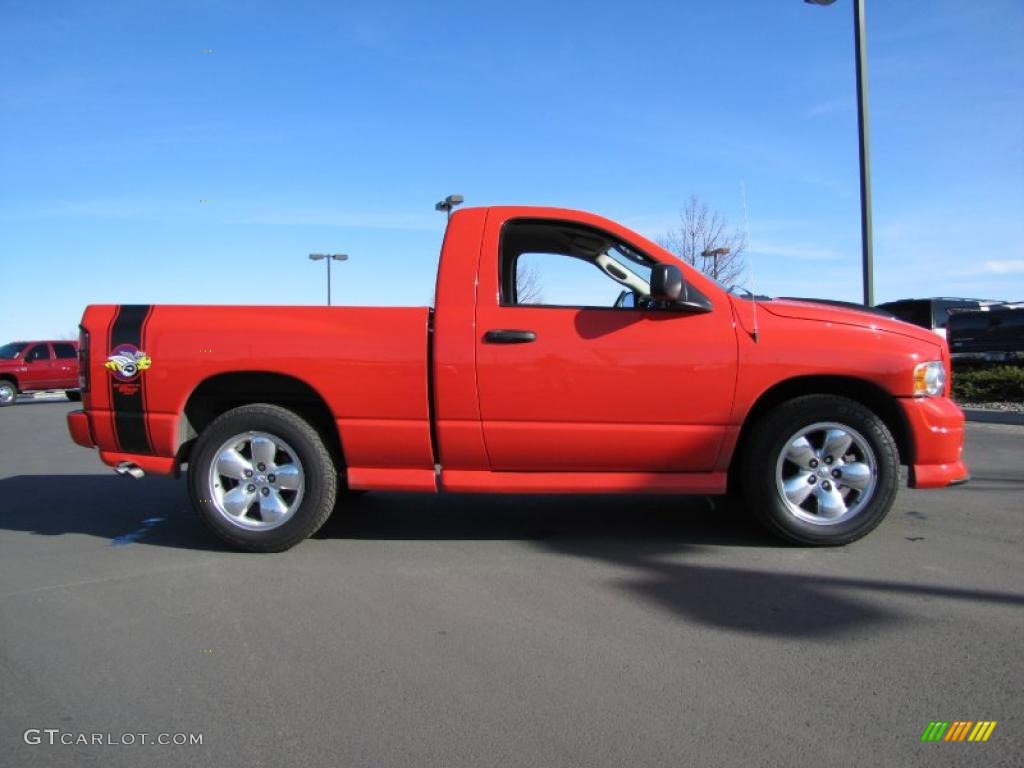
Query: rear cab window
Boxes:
[
  {"xmin": 933, "ymin": 300, "xmax": 981, "ymax": 330},
  {"xmin": 54, "ymin": 343, "xmax": 77, "ymax": 359}
]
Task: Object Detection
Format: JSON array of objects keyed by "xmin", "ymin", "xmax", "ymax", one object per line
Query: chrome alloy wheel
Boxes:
[
  {"xmin": 0, "ymin": 382, "xmax": 14, "ymax": 405},
  {"xmin": 208, "ymin": 431, "xmax": 305, "ymax": 531},
  {"xmin": 774, "ymin": 421, "xmax": 878, "ymax": 526}
]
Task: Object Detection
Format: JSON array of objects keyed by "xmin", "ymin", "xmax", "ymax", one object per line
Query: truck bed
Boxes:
[{"xmin": 79, "ymin": 304, "xmax": 435, "ymax": 485}]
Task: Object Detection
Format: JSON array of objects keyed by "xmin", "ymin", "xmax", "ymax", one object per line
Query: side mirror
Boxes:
[{"xmin": 650, "ymin": 264, "xmax": 683, "ymax": 301}]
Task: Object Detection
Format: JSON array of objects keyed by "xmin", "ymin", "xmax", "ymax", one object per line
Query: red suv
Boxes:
[{"xmin": 0, "ymin": 340, "xmax": 81, "ymax": 406}]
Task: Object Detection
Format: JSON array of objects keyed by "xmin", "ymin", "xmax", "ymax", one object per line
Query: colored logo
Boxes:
[
  {"xmin": 921, "ymin": 721, "xmax": 997, "ymax": 742},
  {"xmin": 105, "ymin": 344, "xmax": 152, "ymax": 382}
]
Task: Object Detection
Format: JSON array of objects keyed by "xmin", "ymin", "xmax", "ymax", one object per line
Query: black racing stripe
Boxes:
[
  {"xmin": 109, "ymin": 305, "xmax": 153, "ymax": 455},
  {"xmin": 110, "ymin": 304, "xmax": 150, "ymax": 348},
  {"xmin": 140, "ymin": 307, "xmax": 157, "ymax": 451},
  {"xmin": 104, "ymin": 309, "xmax": 119, "ymax": 450}
]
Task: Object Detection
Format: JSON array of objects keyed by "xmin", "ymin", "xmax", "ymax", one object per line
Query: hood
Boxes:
[{"xmin": 758, "ymin": 297, "xmax": 944, "ymax": 348}]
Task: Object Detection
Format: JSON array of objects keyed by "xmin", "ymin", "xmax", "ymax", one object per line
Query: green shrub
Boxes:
[{"xmin": 952, "ymin": 365, "xmax": 1024, "ymax": 402}]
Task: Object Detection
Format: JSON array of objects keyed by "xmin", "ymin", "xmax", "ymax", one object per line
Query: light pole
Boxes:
[
  {"xmin": 805, "ymin": 0, "xmax": 874, "ymax": 307},
  {"xmin": 701, "ymin": 247, "xmax": 730, "ymax": 281},
  {"xmin": 434, "ymin": 194, "xmax": 464, "ymax": 220},
  {"xmin": 308, "ymin": 253, "xmax": 348, "ymax": 306}
]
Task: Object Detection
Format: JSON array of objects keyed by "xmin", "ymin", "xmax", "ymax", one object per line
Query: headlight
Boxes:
[{"xmin": 913, "ymin": 361, "xmax": 946, "ymax": 397}]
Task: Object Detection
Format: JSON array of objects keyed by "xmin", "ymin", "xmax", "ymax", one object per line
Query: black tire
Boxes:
[
  {"xmin": 739, "ymin": 394, "xmax": 899, "ymax": 546},
  {"xmin": 65, "ymin": 390, "xmax": 82, "ymax": 402},
  {"xmin": 0, "ymin": 380, "xmax": 17, "ymax": 407},
  {"xmin": 188, "ymin": 404, "xmax": 338, "ymax": 552}
]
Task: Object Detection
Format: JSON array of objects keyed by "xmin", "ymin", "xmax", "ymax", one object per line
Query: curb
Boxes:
[
  {"xmin": 13, "ymin": 392, "xmax": 70, "ymax": 404},
  {"xmin": 962, "ymin": 408, "xmax": 1024, "ymax": 426}
]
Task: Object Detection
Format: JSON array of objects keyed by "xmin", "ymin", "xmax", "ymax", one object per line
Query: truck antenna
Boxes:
[{"xmin": 741, "ymin": 181, "xmax": 759, "ymax": 342}]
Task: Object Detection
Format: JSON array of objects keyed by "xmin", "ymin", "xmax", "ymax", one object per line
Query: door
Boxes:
[
  {"xmin": 21, "ymin": 344, "xmax": 57, "ymax": 389},
  {"xmin": 475, "ymin": 217, "xmax": 737, "ymax": 472},
  {"xmin": 52, "ymin": 342, "xmax": 79, "ymax": 388}
]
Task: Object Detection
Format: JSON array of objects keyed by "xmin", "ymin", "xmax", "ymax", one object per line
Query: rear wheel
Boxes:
[
  {"xmin": 65, "ymin": 390, "xmax": 82, "ymax": 402},
  {"xmin": 0, "ymin": 380, "xmax": 17, "ymax": 407},
  {"xmin": 189, "ymin": 404, "xmax": 338, "ymax": 552},
  {"xmin": 740, "ymin": 395, "xmax": 899, "ymax": 545}
]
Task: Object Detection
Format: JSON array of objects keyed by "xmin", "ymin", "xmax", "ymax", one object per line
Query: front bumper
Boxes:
[{"xmin": 899, "ymin": 396, "xmax": 970, "ymax": 488}]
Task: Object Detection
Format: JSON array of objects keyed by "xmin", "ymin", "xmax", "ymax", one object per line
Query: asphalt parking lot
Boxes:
[{"xmin": 1, "ymin": 401, "xmax": 1021, "ymax": 767}]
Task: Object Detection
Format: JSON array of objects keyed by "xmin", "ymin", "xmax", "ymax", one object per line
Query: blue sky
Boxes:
[{"xmin": 1, "ymin": 0, "xmax": 1022, "ymax": 339}]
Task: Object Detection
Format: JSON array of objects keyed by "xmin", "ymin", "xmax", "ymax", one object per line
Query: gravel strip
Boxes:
[{"xmin": 957, "ymin": 400, "xmax": 1024, "ymax": 413}]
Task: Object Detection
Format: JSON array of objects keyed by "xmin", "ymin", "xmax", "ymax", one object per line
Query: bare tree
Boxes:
[
  {"xmin": 658, "ymin": 194, "xmax": 747, "ymax": 286},
  {"xmin": 516, "ymin": 261, "xmax": 544, "ymax": 304}
]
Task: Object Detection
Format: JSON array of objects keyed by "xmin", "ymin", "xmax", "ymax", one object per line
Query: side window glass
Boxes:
[
  {"xmin": 514, "ymin": 252, "xmax": 625, "ymax": 307},
  {"xmin": 54, "ymin": 343, "xmax": 77, "ymax": 359},
  {"xmin": 501, "ymin": 220, "xmax": 656, "ymax": 309},
  {"xmin": 25, "ymin": 345, "xmax": 52, "ymax": 362},
  {"xmin": 888, "ymin": 301, "xmax": 932, "ymax": 329}
]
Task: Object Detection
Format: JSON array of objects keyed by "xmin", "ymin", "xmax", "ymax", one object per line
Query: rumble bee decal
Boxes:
[{"xmin": 105, "ymin": 344, "xmax": 152, "ymax": 382}]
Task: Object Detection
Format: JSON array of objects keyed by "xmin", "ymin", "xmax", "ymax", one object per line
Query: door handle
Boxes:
[{"xmin": 484, "ymin": 329, "xmax": 537, "ymax": 344}]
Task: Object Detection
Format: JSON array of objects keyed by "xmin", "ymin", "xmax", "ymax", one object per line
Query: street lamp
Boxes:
[
  {"xmin": 701, "ymin": 247, "xmax": 730, "ymax": 280},
  {"xmin": 308, "ymin": 253, "xmax": 348, "ymax": 306},
  {"xmin": 805, "ymin": 0, "xmax": 874, "ymax": 306},
  {"xmin": 434, "ymin": 194, "xmax": 464, "ymax": 220}
]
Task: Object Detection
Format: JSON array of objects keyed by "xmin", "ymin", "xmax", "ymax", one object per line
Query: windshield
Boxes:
[
  {"xmin": 0, "ymin": 342, "xmax": 27, "ymax": 360},
  {"xmin": 705, "ymin": 275, "xmax": 769, "ymax": 300},
  {"xmin": 655, "ymin": 249, "xmax": 767, "ymax": 300}
]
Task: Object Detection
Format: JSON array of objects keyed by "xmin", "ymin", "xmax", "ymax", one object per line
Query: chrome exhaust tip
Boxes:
[{"xmin": 115, "ymin": 461, "xmax": 145, "ymax": 480}]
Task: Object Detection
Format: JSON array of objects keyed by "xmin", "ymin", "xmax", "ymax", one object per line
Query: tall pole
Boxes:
[
  {"xmin": 805, "ymin": 0, "xmax": 874, "ymax": 306},
  {"xmin": 853, "ymin": 0, "xmax": 874, "ymax": 306},
  {"xmin": 309, "ymin": 253, "xmax": 348, "ymax": 306}
]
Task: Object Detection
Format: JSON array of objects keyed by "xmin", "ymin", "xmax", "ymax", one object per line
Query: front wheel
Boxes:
[
  {"xmin": 188, "ymin": 404, "xmax": 338, "ymax": 552},
  {"xmin": 740, "ymin": 395, "xmax": 899, "ymax": 546}
]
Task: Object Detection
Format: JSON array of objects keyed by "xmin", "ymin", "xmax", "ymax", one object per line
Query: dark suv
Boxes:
[
  {"xmin": 948, "ymin": 305, "xmax": 1024, "ymax": 360},
  {"xmin": 875, "ymin": 297, "xmax": 1002, "ymax": 340},
  {"xmin": 0, "ymin": 340, "xmax": 81, "ymax": 407}
]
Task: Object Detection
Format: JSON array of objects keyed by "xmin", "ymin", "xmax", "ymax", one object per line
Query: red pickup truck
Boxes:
[
  {"xmin": 67, "ymin": 206, "xmax": 968, "ymax": 551},
  {"xmin": 0, "ymin": 340, "xmax": 81, "ymax": 406}
]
